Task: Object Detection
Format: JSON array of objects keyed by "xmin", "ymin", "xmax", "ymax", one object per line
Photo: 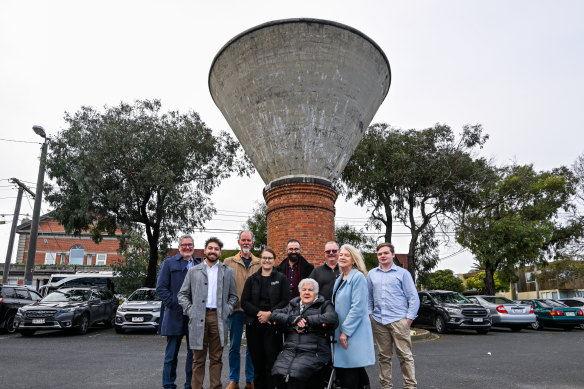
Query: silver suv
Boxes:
[{"xmin": 115, "ymin": 288, "xmax": 161, "ymax": 334}]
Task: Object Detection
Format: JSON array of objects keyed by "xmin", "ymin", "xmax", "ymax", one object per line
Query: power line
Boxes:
[{"xmin": 0, "ymin": 137, "xmax": 42, "ymax": 145}]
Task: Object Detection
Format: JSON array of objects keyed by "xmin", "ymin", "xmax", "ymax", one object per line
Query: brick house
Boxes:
[
  {"xmin": 15, "ymin": 214, "xmax": 124, "ymax": 267},
  {"xmin": 0, "ymin": 214, "xmax": 125, "ymax": 288}
]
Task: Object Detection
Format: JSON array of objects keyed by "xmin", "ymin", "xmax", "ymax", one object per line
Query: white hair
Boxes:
[{"xmin": 298, "ymin": 278, "xmax": 319, "ymax": 294}]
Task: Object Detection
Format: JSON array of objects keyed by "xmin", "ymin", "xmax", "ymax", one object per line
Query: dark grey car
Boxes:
[{"xmin": 14, "ymin": 287, "xmax": 118, "ymax": 336}]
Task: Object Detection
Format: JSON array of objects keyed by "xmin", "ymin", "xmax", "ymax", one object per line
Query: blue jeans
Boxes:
[
  {"xmin": 228, "ymin": 311, "xmax": 254, "ymax": 383},
  {"xmin": 163, "ymin": 335, "xmax": 193, "ymax": 389}
]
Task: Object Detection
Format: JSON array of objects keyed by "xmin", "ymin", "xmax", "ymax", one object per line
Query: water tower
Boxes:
[{"xmin": 209, "ymin": 19, "xmax": 390, "ymax": 264}]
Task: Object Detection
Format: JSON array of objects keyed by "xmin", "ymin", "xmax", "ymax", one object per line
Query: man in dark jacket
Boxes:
[
  {"xmin": 156, "ymin": 234, "xmax": 200, "ymax": 389},
  {"xmin": 309, "ymin": 241, "xmax": 340, "ymax": 301},
  {"xmin": 275, "ymin": 239, "xmax": 314, "ymax": 299}
]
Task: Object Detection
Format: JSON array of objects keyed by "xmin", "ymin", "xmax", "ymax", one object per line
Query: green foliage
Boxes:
[
  {"xmin": 243, "ymin": 202, "xmax": 267, "ymax": 250},
  {"xmin": 335, "ymin": 224, "xmax": 375, "ymax": 251},
  {"xmin": 536, "ymin": 259, "xmax": 584, "ymax": 287},
  {"xmin": 464, "ymin": 272, "xmax": 509, "ymax": 294},
  {"xmin": 419, "ymin": 269, "xmax": 464, "ymax": 293},
  {"xmin": 110, "ymin": 231, "xmax": 154, "ymax": 297},
  {"xmin": 456, "ymin": 164, "xmax": 581, "ymax": 295},
  {"xmin": 45, "ymin": 99, "xmax": 253, "ymax": 287},
  {"xmin": 342, "ymin": 123, "xmax": 494, "ymax": 282}
]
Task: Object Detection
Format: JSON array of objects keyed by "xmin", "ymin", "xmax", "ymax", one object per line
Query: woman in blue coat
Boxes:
[{"xmin": 332, "ymin": 244, "xmax": 375, "ymax": 389}]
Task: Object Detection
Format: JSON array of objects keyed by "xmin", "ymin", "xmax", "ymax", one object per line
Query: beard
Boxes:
[
  {"xmin": 206, "ymin": 254, "xmax": 218, "ymax": 263},
  {"xmin": 287, "ymin": 253, "xmax": 300, "ymax": 263},
  {"xmin": 242, "ymin": 248, "xmax": 250, "ymax": 255}
]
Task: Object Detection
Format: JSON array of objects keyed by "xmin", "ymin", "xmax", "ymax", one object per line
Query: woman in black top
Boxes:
[{"xmin": 241, "ymin": 248, "xmax": 290, "ymax": 389}]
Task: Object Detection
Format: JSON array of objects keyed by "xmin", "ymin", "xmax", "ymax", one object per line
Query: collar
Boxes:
[{"xmin": 376, "ymin": 263, "xmax": 397, "ymax": 272}]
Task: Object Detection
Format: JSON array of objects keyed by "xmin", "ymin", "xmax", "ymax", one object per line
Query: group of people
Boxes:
[{"xmin": 156, "ymin": 231, "xmax": 420, "ymax": 389}]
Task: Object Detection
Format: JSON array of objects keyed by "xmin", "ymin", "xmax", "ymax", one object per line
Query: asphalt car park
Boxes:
[{"xmin": 0, "ymin": 324, "xmax": 582, "ymax": 388}]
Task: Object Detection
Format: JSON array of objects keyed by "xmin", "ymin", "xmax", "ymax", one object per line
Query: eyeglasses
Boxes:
[
  {"xmin": 325, "ymin": 249, "xmax": 338, "ymax": 254},
  {"xmin": 180, "ymin": 244, "xmax": 194, "ymax": 248},
  {"xmin": 261, "ymin": 256, "xmax": 275, "ymax": 260},
  {"xmin": 287, "ymin": 247, "xmax": 300, "ymax": 252}
]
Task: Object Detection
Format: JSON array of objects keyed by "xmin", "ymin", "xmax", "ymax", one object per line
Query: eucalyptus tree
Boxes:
[
  {"xmin": 45, "ymin": 99, "xmax": 252, "ymax": 287},
  {"xmin": 341, "ymin": 123, "xmax": 493, "ymax": 281}
]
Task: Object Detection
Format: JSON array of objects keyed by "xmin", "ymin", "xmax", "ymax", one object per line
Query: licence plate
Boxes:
[
  {"xmin": 132, "ymin": 316, "xmax": 144, "ymax": 322},
  {"xmin": 32, "ymin": 318, "xmax": 45, "ymax": 324},
  {"xmin": 566, "ymin": 312, "xmax": 575, "ymax": 316},
  {"xmin": 473, "ymin": 318, "xmax": 483, "ymax": 322}
]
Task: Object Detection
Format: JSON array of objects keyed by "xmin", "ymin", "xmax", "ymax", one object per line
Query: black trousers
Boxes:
[
  {"xmin": 246, "ymin": 323, "xmax": 282, "ymax": 389},
  {"xmin": 335, "ymin": 367, "xmax": 370, "ymax": 389}
]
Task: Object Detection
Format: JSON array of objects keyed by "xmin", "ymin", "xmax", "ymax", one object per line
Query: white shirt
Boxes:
[{"xmin": 205, "ymin": 260, "xmax": 219, "ymax": 308}]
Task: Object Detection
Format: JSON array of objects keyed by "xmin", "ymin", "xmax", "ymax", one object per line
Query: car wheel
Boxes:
[
  {"xmin": 20, "ymin": 330, "xmax": 35, "ymax": 337},
  {"xmin": 4, "ymin": 313, "xmax": 17, "ymax": 334},
  {"xmin": 76, "ymin": 314, "xmax": 89, "ymax": 335},
  {"xmin": 510, "ymin": 326, "xmax": 522, "ymax": 332},
  {"xmin": 476, "ymin": 329, "xmax": 489, "ymax": 335},
  {"xmin": 435, "ymin": 315, "xmax": 448, "ymax": 334},
  {"xmin": 531, "ymin": 319, "xmax": 544, "ymax": 331},
  {"xmin": 114, "ymin": 326, "xmax": 125, "ymax": 334}
]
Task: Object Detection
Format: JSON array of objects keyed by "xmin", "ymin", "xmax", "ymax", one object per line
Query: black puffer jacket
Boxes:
[{"xmin": 270, "ymin": 295, "xmax": 339, "ymax": 381}]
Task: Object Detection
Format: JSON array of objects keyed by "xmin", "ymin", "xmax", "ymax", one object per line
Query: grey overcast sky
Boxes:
[{"xmin": 1, "ymin": 0, "xmax": 582, "ymax": 274}]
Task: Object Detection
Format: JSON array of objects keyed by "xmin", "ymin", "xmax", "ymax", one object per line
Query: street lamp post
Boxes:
[{"xmin": 23, "ymin": 125, "xmax": 48, "ymax": 287}]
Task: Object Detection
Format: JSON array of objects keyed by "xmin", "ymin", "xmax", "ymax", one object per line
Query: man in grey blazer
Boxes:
[{"xmin": 178, "ymin": 237, "xmax": 238, "ymax": 389}]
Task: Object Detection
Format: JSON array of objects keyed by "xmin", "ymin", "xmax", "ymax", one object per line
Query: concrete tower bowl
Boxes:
[{"xmin": 209, "ymin": 18, "xmax": 391, "ymax": 186}]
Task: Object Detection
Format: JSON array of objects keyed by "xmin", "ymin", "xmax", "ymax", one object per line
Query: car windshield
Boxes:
[
  {"xmin": 128, "ymin": 289, "xmax": 160, "ymax": 301},
  {"xmin": 430, "ymin": 292, "xmax": 471, "ymax": 304},
  {"xmin": 483, "ymin": 296, "xmax": 514, "ymax": 304},
  {"xmin": 42, "ymin": 289, "xmax": 91, "ymax": 302},
  {"xmin": 538, "ymin": 299, "xmax": 567, "ymax": 308}
]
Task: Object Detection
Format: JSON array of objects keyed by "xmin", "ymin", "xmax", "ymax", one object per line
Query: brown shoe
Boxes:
[
  {"xmin": 226, "ymin": 382, "xmax": 239, "ymax": 389},
  {"xmin": 244, "ymin": 382, "xmax": 254, "ymax": 389}
]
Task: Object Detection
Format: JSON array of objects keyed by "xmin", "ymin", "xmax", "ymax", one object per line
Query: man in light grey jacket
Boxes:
[{"xmin": 178, "ymin": 237, "xmax": 238, "ymax": 389}]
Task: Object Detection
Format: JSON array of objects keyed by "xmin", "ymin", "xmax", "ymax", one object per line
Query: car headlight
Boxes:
[
  {"xmin": 58, "ymin": 307, "xmax": 76, "ymax": 313},
  {"xmin": 118, "ymin": 306, "xmax": 127, "ymax": 312},
  {"xmin": 445, "ymin": 307, "xmax": 462, "ymax": 315},
  {"xmin": 152, "ymin": 307, "xmax": 161, "ymax": 312}
]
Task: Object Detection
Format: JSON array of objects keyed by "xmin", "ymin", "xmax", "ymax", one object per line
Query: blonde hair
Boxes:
[{"xmin": 340, "ymin": 244, "xmax": 367, "ymax": 276}]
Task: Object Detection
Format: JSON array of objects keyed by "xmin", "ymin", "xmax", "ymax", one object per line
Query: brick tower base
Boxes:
[{"xmin": 263, "ymin": 177, "xmax": 337, "ymax": 267}]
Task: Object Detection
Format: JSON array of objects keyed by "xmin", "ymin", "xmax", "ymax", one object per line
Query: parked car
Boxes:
[
  {"xmin": 415, "ymin": 291, "xmax": 491, "ymax": 334},
  {"xmin": 559, "ymin": 298, "xmax": 584, "ymax": 329},
  {"xmin": 0, "ymin": 285, "xmax": 42, "ymax": 333},
  {"xmin": 115, "ymin": 287, "xmax": 161, "ymax": 334},
  {"xmin": 466, "ymin": 295, "xmax": 535, "ymax": 332},
  {"xmin": 518, "ymin": 299, "xmax": 584, "ymax": 331},
  {"xmin": 558, "ymin": 297, "xmax": 584, "ymax": 308},
  {"xmin": 14, "ymin": 287, "xmax": 119, "ymax": 336}
]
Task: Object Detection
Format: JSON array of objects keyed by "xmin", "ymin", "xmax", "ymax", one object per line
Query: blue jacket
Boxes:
[
  {"xmin": 332, "ymin": 268, "xmax": 375, "ymax": 368},
  {"xmin": 156, "ymin": 253, "xmax": 199, "ymax": 336}
]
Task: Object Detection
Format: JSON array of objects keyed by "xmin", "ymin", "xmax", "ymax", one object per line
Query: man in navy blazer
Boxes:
[{"xmin": 157, "ymin": 234, "xmax": 200, "ymax": 389}]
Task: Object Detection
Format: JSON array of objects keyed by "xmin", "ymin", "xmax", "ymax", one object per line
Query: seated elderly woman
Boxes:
[{"xmin": 270, "ymin": 278, "xmax": 339, "ymax": 389}]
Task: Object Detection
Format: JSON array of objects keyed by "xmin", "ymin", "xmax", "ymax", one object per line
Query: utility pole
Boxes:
[
  {"xmin": 2, "ymin": 179, "xmax": 34, "ymax": 283},
  {"xmin": 24, "ymin": 126, "xmax": 48, "ymax": 287}
]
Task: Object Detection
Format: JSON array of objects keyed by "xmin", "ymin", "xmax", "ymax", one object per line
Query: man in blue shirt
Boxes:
[{"xmin": 367, "ymin": 242, "xmax": 420, "ymax": 389}]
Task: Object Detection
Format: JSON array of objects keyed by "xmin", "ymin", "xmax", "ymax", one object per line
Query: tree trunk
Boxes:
[
  {"xmin": 383, "ymin": 202, "xmax": 393, "ymax": 243},
  {"xmin": 484, "ymin": 261, "xmax": 496, "ymax": 295},
  {"xmin": 144, "ymin": 240, "xmax": 159, "ymax": 287},
  {"xmin": 407, "ymin": 232, "xmax": 418, "ymax": 284}
]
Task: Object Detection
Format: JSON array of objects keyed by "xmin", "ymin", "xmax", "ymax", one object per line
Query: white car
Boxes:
[{"xmin": 115, "ymin": 288, "xmax": 161, "ymax": 334}]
